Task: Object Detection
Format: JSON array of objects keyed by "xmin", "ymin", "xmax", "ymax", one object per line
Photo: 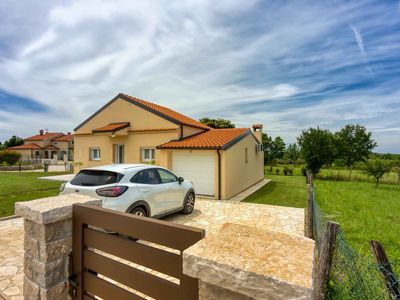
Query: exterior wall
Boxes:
[
  {"xmin": 181, "ymin": 125, "xmax": 205, "ymax": 138},
  {"xmin": 10, "ymin": 149, "xmax": 33, "ymax": 159},
  {"xmin": 74, "ymin": 131, "xmax": 178, "ymax": 171},
  {"xmin": 76, "ymin": 97, "xmax": 179, "ymax": 134},
  {"xmin": 221, "ymin": 134, "xmax": 264, "ymax": 200}
]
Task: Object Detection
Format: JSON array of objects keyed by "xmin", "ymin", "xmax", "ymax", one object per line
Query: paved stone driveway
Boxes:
[
  {"xmin": 0, "ymin": 218, "xmax": 23, "ymax": 300},
  {"xmin": 0, "ymin": 199, "xmax": 304, "ymax": 299}
]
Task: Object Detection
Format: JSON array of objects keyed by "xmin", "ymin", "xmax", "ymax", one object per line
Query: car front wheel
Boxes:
[{"xmin": 182, "ymin": 192, "xmax": 195, "ymax": 214}]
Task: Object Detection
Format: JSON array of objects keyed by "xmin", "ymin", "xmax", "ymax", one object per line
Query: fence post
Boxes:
[
  {"xmin": 313, "ymin": 221, "xmax": 340, "ymax": 300},
  {"xmin": 370, "ymin": 240, "xmax": 400, "ymax": 299},
  {"xmin": 306, "ymin": 184, "xmax": 314, "ymax": 239}
]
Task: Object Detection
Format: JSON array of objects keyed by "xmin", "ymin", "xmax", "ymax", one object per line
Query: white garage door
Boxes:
[{"xmin": 172, "ymin": 151, "xmax": 215, "ymax": 196}]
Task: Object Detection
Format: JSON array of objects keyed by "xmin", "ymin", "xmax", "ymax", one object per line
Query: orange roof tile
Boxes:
[
  {"xmin": 92, "ymin": 122, "xmax": 130, "ymax": 133},
  {"xmin": 157, "ymin": 128, "xmax": 252, "ymax": 150},
  {"xmin": 7, "ymin": 143, "xmax": 41, "ymax": 150},
  {"xmin": 129, "ymin": 128, "xmax": 178, "ymax": 133},
  {"xmin": 25, "ymin": 132, "xmax": 64, "ymax": 141},
  {"xmin": 120, "ymin": 94, "xmax": 210, "ymax": 130},
  {"xmin": 53, "ymin": 134, "xmax": 74, "ymax": 142}
]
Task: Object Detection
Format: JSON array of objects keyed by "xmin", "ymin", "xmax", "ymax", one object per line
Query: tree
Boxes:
[
  {"xmin": 297, "ymin": 127, "xmax": 335, "ymax": 174},
  {"xmin": 335, "ymin": 124, "xmax": 377, "ymax": 180},
  {"xmin": 286, "ymin": 143, "xmax": 300, "ymax": 166},
  {"xmin": 199, "ymin": 118, "xmax": 235, "ymax": 129},
  {"xmin": 364, "ymin": 159, "xmax": 392, "ymax": 187},
  {"xmin": 263, "ymin": 133, "xmax": 286, "ymax": 171},
  {"xmin": 3, "ymin": 135, "xmax": 24, "ymax": 148}
]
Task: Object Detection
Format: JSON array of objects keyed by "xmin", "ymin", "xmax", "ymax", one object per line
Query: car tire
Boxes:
[
  {"xmin": 130, "ymin": 206, "xmax": 147, "ymax": 217},
  {"xmin": 182, "ymin": 192, "xmax": 195, "ymax": 214}
]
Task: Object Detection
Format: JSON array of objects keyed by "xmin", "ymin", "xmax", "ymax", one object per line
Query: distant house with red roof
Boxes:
[
  {"xmin": 7, "ymin": 130, "xmax": 74, "ymax": 161},
  {"xmin": 74, "ymin": 93, "xmax": 264, "ymax": 200}
]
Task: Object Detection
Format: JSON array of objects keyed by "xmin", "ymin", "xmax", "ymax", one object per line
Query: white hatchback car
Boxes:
[{"xmin": 60, "ymin": 164, "xmax": 196, "ymax": 217}]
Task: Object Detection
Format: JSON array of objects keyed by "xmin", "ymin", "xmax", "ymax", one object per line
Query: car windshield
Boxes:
[{"xmin": 70, "ymin": 170, "xmax": 123, "ymax": 186}]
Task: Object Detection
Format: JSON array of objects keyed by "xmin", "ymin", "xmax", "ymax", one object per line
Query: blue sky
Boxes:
[{"xmin": 0, "ymin": 0, "xmax": 399, "ymax": 152}]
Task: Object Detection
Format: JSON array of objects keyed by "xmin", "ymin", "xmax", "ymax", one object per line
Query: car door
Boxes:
[
  {"xmin": 130, "ymin": 169, "xmax": 166, "ymax": 216},
  {"xmin": 156, "ymin": 168, "xmax": 184, "ymax": 210}
]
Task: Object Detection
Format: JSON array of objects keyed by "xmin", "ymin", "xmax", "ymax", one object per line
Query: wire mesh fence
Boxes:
[{"xmin": 311, "ymin": 189, "xmax": 400, "ymax": 299}]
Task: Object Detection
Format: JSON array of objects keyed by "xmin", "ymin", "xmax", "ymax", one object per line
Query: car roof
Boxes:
[{"xmin": 83, "ymin": 164, "xmax": 149, "ymax": 173}]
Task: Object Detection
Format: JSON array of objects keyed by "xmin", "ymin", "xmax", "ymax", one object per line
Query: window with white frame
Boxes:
[
  {"xmin": 141, "ymin": 148, "xmax": 155, "ymax": 162},
  {"xmin": 90, "ymin": 148, "xmax": 101, "ymax": 161}
]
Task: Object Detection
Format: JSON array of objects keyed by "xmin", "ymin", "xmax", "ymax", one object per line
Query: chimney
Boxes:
[
  {"xmin": 252, "ymin": 124, "xmax": 263, "ymax": 143},
  {"xmin": 67, "ymin": 132, "xmax": 71, "ymax": 135},
  {"xmin": 39, "ymin": 129, "xmax": 44, "ymax": 136}
]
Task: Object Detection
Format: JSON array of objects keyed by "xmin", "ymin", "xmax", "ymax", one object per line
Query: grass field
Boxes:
[
  {"xmin": 245, "ymin": 174, "xmax": 400, "ymax": 261},
  {"xmin": 0, "ymin": 172, "xmax": 70, "ymax": 217},
  {"xmin": 269, "ymin": 164, "xmax": 399, "ymax": 185}
]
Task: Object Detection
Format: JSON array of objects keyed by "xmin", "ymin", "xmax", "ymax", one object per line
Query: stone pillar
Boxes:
[
  {"xmin": 15, "ymin": 194, "xmax": 100, "ymax": 300},
  {"xmin": 183, "ymin": 223, "xmax": 315, "ymax": 300}
]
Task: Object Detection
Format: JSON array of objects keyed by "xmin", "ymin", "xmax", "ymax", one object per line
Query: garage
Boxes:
[{"xmin": 172, "ymin": 151, "xmax": 215, "ymax": 196}]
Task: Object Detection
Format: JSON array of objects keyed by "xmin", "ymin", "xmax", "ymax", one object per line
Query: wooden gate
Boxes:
[{"xmin": 70, "ymin": 203, "xmax": 205, "ymax": 300}]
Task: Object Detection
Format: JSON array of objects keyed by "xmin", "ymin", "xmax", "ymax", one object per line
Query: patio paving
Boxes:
[
  {"xmin": 0, "ymin": 218, "xmax": 23, "ymax": 300},
  {"xmin": 0, "ymin": 199, "xmax": 305, "ymax": 299}
]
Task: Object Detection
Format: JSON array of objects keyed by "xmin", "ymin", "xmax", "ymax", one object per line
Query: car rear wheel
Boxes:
[
  {"xmin": 130, "ymin": 206, "xmax": 147, "ymax": 217},
  {"xmin": 182, "ymin": 192, "xmax": 195, "ymax": 214}
]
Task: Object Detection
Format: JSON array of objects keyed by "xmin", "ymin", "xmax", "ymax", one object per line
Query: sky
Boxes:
[{"xmin": 0, "ymin": 0, "xmax": 399, "ymax": 153}]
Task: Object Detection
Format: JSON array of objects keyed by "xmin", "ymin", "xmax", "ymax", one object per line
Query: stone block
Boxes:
[
  {"xmin": 39, "ymin": 280, "xmax": 70, "ymax": 300},
  {"xmin": 15, "ymin": 194, "xmax": 100, "ymax": 224},
  {"xmin": 25, "ymin": 219, "xmax": 73, "ymax": 243},
  {"xmin": 23, "ymin": 276, "xmax": 39, "ymax": 300},
  {"xmin": 183, "ymin": 223, "xmax": 314, "ymax": 299},
  {"xmin": 24, "ymin": 254, "xmax": 67, "ymax": 288},
  {"xmin": 199, "ymin": 280, "xmax": 253, "ymax": 300}
]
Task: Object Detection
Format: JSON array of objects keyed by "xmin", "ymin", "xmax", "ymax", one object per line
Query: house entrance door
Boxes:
[{"xmin": 114, "ymin": 144, "xmax": 124, "ymax": 164}]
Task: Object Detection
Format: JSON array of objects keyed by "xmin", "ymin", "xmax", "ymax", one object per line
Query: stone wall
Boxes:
[{"xmin": 15, "ymin": 194, "xmax": 100, "ymax": 300}]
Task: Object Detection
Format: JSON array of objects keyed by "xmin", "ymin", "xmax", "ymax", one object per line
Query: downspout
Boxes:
[{"xmin": 217, "ymin": 149, "xmax": 221, "ymax": 200}]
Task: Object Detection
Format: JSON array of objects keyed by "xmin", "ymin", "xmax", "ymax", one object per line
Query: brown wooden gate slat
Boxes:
[
  {"xmin": 75, "ymin": 203, "xmax": 204, "ymax": 250},
  {"xmin": 72, "ymin": 203, "xmax": 205, "ymax": 300},
  {"xmin": 84, "ymin": 227, "xmax": 182, "ymax": 278},
  {"xmin": 84, "ymin": 250, "xmax": 181, "ymax": 299},
  {"xmin": 84, "ymin": 271, "xmax": 145, "ymax": 300}
]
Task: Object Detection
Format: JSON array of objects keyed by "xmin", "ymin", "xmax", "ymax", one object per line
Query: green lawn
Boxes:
[
  {"xmin": 245, "ymin": 174, "xmax": 400, "ymax": 261},
  {"xmin": 0, "ymin": 172, "xmax": 70, "ymax": 217},
  {"xmin": 270, "ymin": 164, "xmax": 398, "ymax": 185}
]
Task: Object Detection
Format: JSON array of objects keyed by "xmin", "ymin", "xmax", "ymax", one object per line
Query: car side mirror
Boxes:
[{"xmin": 178, "ymin": 177, "xmax": 184, "ymax": 184}]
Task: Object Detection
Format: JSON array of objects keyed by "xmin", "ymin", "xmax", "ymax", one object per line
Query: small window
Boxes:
[
  {"xmin": 131, "ymin": 169, "xmax": 160, "ymax": 184},
  {"xmin": 35, "ymin": 151, "xmax": 40, "ymax": 156},
  {"xmin": 157, "ymin": 169, "xmax": 178, "ymax": 183},
  {"xmin": 141, "ymin": 148, "xmax": 155, "ymax": 162},
  {"xmin": 90, "ymin": 148, "xmax": 101, "ymax": 161},
  {"xmin": 245, "ymin": 148, "xmax": 248, "ymax": 163}
]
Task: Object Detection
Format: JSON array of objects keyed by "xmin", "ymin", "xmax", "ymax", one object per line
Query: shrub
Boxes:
[
  {"xmin": 283, "ymin": 166, "xmax": 289, "ymax": 175},
  {"xmin": 0, "ymin": 151, "xmax": 4, "ymax": 164},
  {"xmin": 2, "ymin": 151, "xmax": 21, "ymax": 165},
  {"xmin": 301, "ymin": 167, "xmax": 307, "ymax": 176},
  {"xmin": 275, "ymin": 168, "xmax": 280, "ymax": 175},
  {"xmin": 288, "ymin": 168, "xmax": 294, "ymax": 175}
]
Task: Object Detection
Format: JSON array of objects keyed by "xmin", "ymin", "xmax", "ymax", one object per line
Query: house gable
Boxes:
[
  {"xmin": 75, "ymin": 96, "xmax": 180, "ymax": 134},
  {"xmin": 74, "ymin": 94, "xmax": 210, "ymax": 134}
]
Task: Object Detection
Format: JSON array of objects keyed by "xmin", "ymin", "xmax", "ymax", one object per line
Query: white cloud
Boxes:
[{"xmin": 0, "ymin": 0, "xmax": 399, "ymax": 152}]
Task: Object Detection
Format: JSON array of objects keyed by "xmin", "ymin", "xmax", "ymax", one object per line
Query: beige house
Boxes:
[
  {"xmin": 74, "ymin": 93, "xmax": 264, "ymax": 200},
  {"xmin": 8, "ymin": 130, "xmax": 74, "ymax": 161}
]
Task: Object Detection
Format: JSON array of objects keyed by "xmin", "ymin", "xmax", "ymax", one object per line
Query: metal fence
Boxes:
[{"xmin": 311, "ymin": 187, "xmax": 399, "ymax": 299}]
